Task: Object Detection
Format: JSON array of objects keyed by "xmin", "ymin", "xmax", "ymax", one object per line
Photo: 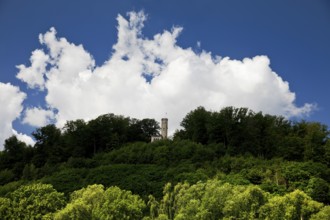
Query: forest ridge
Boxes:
[{"xmin": 0, "ymin": 106, "xmax": 329, "ymax": 219}]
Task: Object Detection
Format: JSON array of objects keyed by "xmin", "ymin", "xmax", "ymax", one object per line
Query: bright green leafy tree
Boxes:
[
  {"xmin": 310, "ymin": 206, "xmax": 330, "ymax": 220},
  {"xmin": 54, "ymin": 184, "xmax": 146, "ymax": 220},
  {"xmin": 0, "ymin": 197, "xmax": 11, "ymax": 219},
  {"xmin": 259, "ymin": 189, "xmax": 323, "ymax": 220},
  {"xmin": 8, "ymin": 183, "xmax": 66, "ymax": 219}
]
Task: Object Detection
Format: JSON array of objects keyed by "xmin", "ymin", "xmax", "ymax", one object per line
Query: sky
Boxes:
[{"xmin": 0, "ymin": 0, "xmax": 330, "ymax": 149}]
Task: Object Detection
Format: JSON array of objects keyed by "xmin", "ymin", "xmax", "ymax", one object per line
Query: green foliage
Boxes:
[
  {"xmin": 259, "ymin": 190, "xmax": 323, "ymax": 220},
  {"xmin": 66, "ymin": 157, "xmax": 96, "ymax": 169},
  {"xmin": 95, "ymin": 186, "xmax": 146, "ymax": 219},
  {"xmin": 100, "ymin": 139, "xmax": 213, "ymax": 166},
  {"xmin": 0, "ymin": 180, "xmax": 25, "ymax": 197},
  {"xmin": 175, "ymin": 106, "xmax": 329, "ymax": 160},
  {"xmin": 306, "ymin": 177, "xmax": 330, "ymax": 204},
  {"xmin": 221, "ymin": 173, "xmax": 250, "ymax": 185},
  {"xmin": 54, "ymin": 184, "xmax": 105, "ymax": 219},
  {"xmin": 147, "ymin": 195, "xmax": 159, "ymax": 219},
  {"xmin": 0, "ymin": 136, "xmax": 33, "ymax": 180},
  {"xmin": 3, "ymin": 136, "xmax": 26, "ymax": 164},
  {"xmin": 42, "ymin": 168, "xmax": 88, "ymax": 195},
  {"xmin": 1, "ymin": 107, "xmax": 330, "ymax": 218},
  {"xmin": 62, "ymin": 119, "xmax": 90, "ymax": 158},
  {"xmin": 53, "ymin": 200, "xmax": 92, "ymax": 220},
  {"xmin": 86, "ymin": 114, "xmax": 160, "ymax": 154},
  {"xmin": 178, "ymin": 106, "xmax": 210, "ymax": 144},
  {"xmin": 310, "ymin": 206, "xmax": 330, "ymax": 220},
  {"xmin": 32, "ymin": 124, "xmax": 63, "ymax": 166},
  {"xmin": 8, "ymin": 183, "xmax": 66, "ymax": 219},
  {"xmin": 0, "ymin": 169, "xmax": 15, "ymax": 185},
  {"xmin": 151, "ymin": 180, "xmax": 325, "ymax": 220},
  {"xmin": 155, "ymin": 180, "xmax": 269, "ymax": 220},
  {"xmin": 260, "ymin": 182, "xmax": 287, "ymax": 195},
  {"xmin": 324, "ymin": 140, "xmax": 330, "ymax": 167},
  {"xmin": 282, "ymin": 161, "xmax": 330, "ymax": 193},
  {"xmin": 173, "ymin": 168, "xmax": 209, "ymax": 184},
  {"xmin": 0, "ymin": 197, "xmax": 11, "ymax": 219},
  {"xmin": 54, "ymin": 184, "xmax": 146, "ymax": 220},
  {"xmin": 22, "ymin": 163, "xmax": 37, "ymax": 180},
  {"xmin": 86, "ymin": 164, "xmax": 166, "ymax": 198},
  {"xmin": 0, "ymin": 180, "xmax": 328, "ymax": 219},
  {"xmin": 222, "ymin": 185, "xmax": 268, "ymax": 219}
]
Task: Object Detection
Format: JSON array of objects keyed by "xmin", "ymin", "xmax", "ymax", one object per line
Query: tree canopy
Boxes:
[{"xmin": 0, "ymin": 106, "xmax": 330, "ymax": 219}]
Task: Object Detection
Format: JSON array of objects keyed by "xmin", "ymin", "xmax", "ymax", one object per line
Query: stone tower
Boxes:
[{"xmin": 161, "ymin": 118, "xmax": 168, "ymax": 139}]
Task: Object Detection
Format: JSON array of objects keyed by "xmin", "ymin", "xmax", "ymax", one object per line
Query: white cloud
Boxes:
[
  {"xmin": 23, "ymin": 107, "xmax": 55, "ymax": 127},
  {"xmin": 12, "ymin": 130, "xmax": 35, "ymax": 146},
  {"xmin": 16, "ymin": 49, "xmax": 49, "ymax": 90},
  {"xmin": 16, "ymin": 11, "xmax": 316, "ymax": 135},
  {"xmin": 0, "ymin": 83, "xmax": 29, "ymax": 149}
]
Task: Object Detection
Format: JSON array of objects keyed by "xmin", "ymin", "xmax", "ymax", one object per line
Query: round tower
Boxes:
[{"xmin": 161, "ymin": 118, "xmax": 168, "ymax": 139}]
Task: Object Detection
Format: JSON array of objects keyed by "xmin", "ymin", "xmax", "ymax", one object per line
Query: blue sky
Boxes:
[{"xmin": 0, "ymin": 0, "xmax": 329, "ymax": 148}]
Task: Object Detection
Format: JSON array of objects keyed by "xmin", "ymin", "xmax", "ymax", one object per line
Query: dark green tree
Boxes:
[
  {"xmin": 88, "ymin": 114, "xmax": 130, "ymax": 153},
  {"xmin": 127, "ymin": 118, "xmax": 160, "ymax": 142},
  {"xmin": 2, "ymin": 136, "xmax": 26, "ymax": 167},
  {"xmin": 179, "ymin": 106, "xmax": 210, "ymax": 144},
  {"xmin": 62, "ymin": 119, "xmax": 89, "ymax": 157},
  {"xmin": 306, "ymin": 177, "xmax": 330, "ymax": 204},
  {"xmin": 32, "ymin": 124, "xmax": 63, "ymax": 166}
]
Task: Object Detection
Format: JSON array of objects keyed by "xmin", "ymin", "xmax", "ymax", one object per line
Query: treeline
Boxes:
[
  {"xmin": 0, "ymin": 181, "xmax": 329, "ymax": 219},
  {"xmin": 175, "ymin": 106, "xmax": 330, "ymax": 162},
  {"xmin": 0, "ymin": 114, "xmax": 159, "ymax": 182}
]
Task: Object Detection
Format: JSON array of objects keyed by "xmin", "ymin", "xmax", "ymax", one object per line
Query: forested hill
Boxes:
[{"xmin": 0, "ymin": 106, "xmax": 330, "ymax": 219}]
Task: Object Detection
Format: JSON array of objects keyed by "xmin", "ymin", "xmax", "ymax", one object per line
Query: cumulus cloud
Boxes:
[
  {"xmin": 16, "ymin": 11, "xmax": 315, "ymax": 135},
  {"xmin": 0, "ymin": 82, "xmax": 34, "ymax": 149},
  {"xmin": 16, "ymin": 49, "xmax": 49, "ymax": 90},
  {"xmin": 23, "ymin": 107, "xmax": 55, "ymax": 127}
]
